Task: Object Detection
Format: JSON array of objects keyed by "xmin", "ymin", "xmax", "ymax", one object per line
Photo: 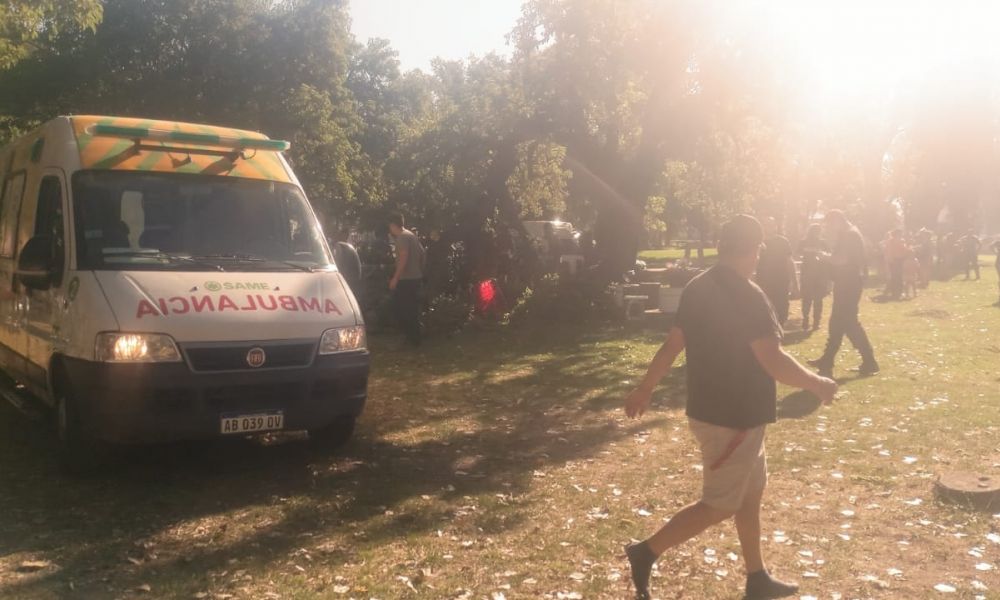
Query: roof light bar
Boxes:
[{"xmin": 88, "ymin": 124, "xmax": 290, "ymax": 152}]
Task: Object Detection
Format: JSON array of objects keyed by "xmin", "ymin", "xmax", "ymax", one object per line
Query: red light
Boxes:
[
  {"xmin": 478, "ymin": 279, "xmax": 496, "ymax": 304},
  {"xmin": 476, "ymin": 279, "xmax": 501, "ymax": 315}
]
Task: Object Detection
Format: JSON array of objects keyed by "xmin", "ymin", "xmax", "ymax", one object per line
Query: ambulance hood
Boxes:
[{"xmin": 95, "ymin": 270, "xmax": 358, "ymax": 342}]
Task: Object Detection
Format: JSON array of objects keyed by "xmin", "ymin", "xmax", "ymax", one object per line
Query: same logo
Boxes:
[
  {"xmin": 204, "ymin": 281, "xmax": 223, "ymax": 292},
  {"xmin": 246, "ymin": 347, "xmax": 267, "ymax": 368}
]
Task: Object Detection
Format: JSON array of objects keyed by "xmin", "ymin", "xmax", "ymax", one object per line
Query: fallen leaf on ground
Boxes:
[{"xmin": 16, "ymin": 561, "xmax": 52, "ymax": 573}]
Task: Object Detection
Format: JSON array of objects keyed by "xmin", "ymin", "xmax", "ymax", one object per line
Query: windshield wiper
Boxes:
[
  {"xmin": 102, "ymin": 250, "xmax": 226, "ymax": 271},
  {"xmin": 190, "ymin": 254, "xmax": 317, "ymax": 273}
]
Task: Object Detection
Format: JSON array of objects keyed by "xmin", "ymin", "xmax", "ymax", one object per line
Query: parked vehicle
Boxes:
[{"xmin": 0, "ymin": 116, "xmax": 369, "ymax": 470}]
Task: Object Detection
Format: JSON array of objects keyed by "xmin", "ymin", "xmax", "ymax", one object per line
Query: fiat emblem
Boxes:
[{"xmin": 246, "ymin": 347, "xmax": 267, "ymax": 368}]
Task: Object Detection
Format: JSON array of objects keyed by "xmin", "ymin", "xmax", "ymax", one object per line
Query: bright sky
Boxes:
[
  {"xmin": 350, "ymin": 0, "xmax": 524, "ymax": 71},
  {"xmin": 350, "ymin": 0, "xmax": 1000, "ymax": 115},
  {"xmin": 754, "ymin": 0, "xmax": 1000, "ymax": 116}
]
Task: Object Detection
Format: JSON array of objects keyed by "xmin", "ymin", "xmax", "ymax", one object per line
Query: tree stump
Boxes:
[{"xmin": 935, "ymin": 471, "xmax": 1000, "ymax": 512}]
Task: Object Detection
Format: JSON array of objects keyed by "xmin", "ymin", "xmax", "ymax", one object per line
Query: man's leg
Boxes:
[
  {"xmin": 813, "ymin": 297, "xmax": 824, "ymax": 330},
  {"xmin": 394, "ymin": 280, "xmax": 420, "ymax": 345},
  {"xmin": 645, "ymin": 502, "xmax": 732, "ymax": 556},
  {"xmin": 402, "ymin": 280, "xmax": 422, "ymax": 345},
  {"xmin": 392, "ymin": 287, "xmax": 407, "ymax": 339},
  {"xmin": 625, "ymin": 502, "xmax": 729, "ymax": 599},
  {"xmin": 735, "ymin": 486, "xmax": 766, "ymax": 574},
  {"xmin": 736, "ymin": 483, "xmax": 799, "ymax": 599},
  {"xmin": 845, "ymin": 320, "xmax": 877, "ymax": 366},
  {"xmin": 838, "ymin": 282, "xmax": 877, "ymax": 370},
  {"xmin": 811, "ymin": 295, "xmax": 847, "ymax": 375},
  {"xmin": 801, "ymin": 296, "xmax": 812, "ymax": 330},
  {"xmin": 627, "ymin": 421, "xmax": 754, "ymax": 599}
]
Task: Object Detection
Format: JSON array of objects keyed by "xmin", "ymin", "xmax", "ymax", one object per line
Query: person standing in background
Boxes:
[
  {"xmin": 797, "ymin": 223, "xmax": 829, "ymax": 331},
  {"xmin": 960, "ymin": 230, "xmax": 981, "ymax": 280},
  {"xmin": 884, "ymin": 229, "xmax": 908, "ymax": 299},
  {"xmin": 809, "ymin": 210, "xmax": 879, "ymax": 378},
  {"xmin": 757, "ymin": 228, "xmax": 795, "ymax": 326},
  {"xmin": 915, "ymin": 228, "xmax": 935, "ymax": 288},
  {"xmin": 388, "ymin": 212, "xmax": 426, "ymax": 346}
]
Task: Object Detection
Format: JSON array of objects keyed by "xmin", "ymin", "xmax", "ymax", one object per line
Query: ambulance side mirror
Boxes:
[{"xmin": 16, "ymin": 235, "xmax": 55, "ymax": 291}]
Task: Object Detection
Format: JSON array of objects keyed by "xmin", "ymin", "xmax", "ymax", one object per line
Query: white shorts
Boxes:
[{"xmin": 689, "ymin": 418, "xmax": 767, "ymax": 513}]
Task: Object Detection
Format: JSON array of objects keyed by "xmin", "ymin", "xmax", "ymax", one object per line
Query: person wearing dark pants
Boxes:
[
  {"xmin": 756, "ymin": 233, "xmax": 795, "ymax": 326},
  {"xmin": 961, "ymin": 231, "xmax": 981, "ymax": 280},
  {"xmin": 798, "ymin": 223, "xmax": 829, "ymax": 331},
  {"xmin": 392, "ymin": 278, "xmax": 422, "ymax": 344},
  {"xmin": 809, "ymin": 210, "xmax": 879, "ymax": 378},
  {"xmin": 388, "ymin": 212, "xmax": 425, "ymax": 346},
  {"xmin": 622, "ymin": 215, "xmax": 837, "ymax": 600}
]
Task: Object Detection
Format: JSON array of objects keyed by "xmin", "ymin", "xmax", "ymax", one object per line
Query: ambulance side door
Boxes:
[{"xmin": 23, "ymin": 170, "xmax": 70, "ymax": 393}]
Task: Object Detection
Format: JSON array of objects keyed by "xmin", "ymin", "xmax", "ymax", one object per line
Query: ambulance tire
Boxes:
[
  {"xmin": 54, "ymin": 386, "xmax": 107, "ymax": 475},
  {"xmin": 308, "ymin": 415, "xmax": 356, "ymax": 451}
]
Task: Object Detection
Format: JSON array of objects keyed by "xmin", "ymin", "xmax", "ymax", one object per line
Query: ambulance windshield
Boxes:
[{"xmin": 72, "ymin": 171, "xmax": 332, "ymax": 271}]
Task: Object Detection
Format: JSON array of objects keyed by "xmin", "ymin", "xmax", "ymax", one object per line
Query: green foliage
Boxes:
[
  {"xmin": 4, "ymin": 0, "xmax": 995, "ymax": 302},
  {"xmin": 507, "ymin": 140, "xmax": 571, "ymax": 220},
  {"xmin": 507, "ymin": 274, "xmax": 614, "ymax": 327},
  {"xmin": 643, "ymin": 196, "xmax": 668, "ymax": 234},
  {"xmin": 423, "ymin": 293, "xmax": 474, "ymax": 337},
  {"xmin": 0, "ymin": 0, "xmax": 102, "ymax": 70}
]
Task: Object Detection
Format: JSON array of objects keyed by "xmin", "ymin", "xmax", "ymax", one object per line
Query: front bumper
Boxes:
[{"xmin": 61, "ymin": 351, "xmax": 369, "ymax": 444}]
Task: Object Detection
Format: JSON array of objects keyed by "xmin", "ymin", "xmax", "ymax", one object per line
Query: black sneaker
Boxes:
[
  {"xmin": 807, "ymin": 358, "xmax": 833, "ymax": 378},
  {"xmin": 745, "ymin": 570, "xmax": 799, "ymax": 600},
  {"xmin": 625, "ymin": 542, "xmax": 655, "ymax": 600},
  {"xmin": 856, "ymin": 362, "xmax": 880, "ymax": 377}
]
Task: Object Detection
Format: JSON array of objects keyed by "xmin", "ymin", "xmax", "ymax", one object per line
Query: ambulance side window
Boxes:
[
  {"xmin": 35, "ymin": 176, "xmax": 65, "ymax": 286},
  {"xmin": 0, "ymin": 172, "xmax": 26, "ymax": 258}
]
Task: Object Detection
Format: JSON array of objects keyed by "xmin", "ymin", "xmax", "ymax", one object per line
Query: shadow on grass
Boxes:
[
  {"xmin": 777, "ymin": 390, "xmax": 822, "ymax": 420},
  {"xmin": 781, "ymin": 329, "xmax": 813, "ymax": 346},
  {"xmin": 0, "ymin": 325, "xmax": 668, "ymax": 598}
]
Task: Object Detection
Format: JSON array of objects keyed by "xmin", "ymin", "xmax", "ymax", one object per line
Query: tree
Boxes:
[
  {"xmin": 0, "ymin": 0, "xmax": 102, "ymax": 70},
  {"xmin": 0, "ymin": 0, "xmax": 382, "ymax": 227}
]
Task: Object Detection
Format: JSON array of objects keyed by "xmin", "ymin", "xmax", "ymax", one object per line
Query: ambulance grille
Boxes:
[{"xmin": 183, "ymin": 342, "xmax": 315, "ymax": 371}]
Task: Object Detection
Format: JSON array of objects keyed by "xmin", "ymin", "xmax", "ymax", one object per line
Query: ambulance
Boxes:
[{"xmin": 0, "ymin": 116, "xmax": 369, "ymax": 469}]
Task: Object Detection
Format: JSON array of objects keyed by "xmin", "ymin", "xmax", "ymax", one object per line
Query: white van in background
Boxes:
[{"xmin": 0, "ymin": 115, "xmax": 369, "ymax": 470}]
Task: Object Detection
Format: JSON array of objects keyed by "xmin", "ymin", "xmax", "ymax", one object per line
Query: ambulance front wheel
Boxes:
[
  {"xmin": 308, "ymin": 415, "xmax": 356, "ymax": 451},
  {"xmin": 54, "ymin": 384, "xmax": 107, "ymax": 475}
]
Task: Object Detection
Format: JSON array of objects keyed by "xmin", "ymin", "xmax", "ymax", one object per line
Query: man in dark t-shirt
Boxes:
[
  {"xmin": 808, "ymin": 210, "xmax": 879, "ymax": 378},
  {"xmin": 622, "ymin": 215, "xmax": 837, "ymax": 600}
]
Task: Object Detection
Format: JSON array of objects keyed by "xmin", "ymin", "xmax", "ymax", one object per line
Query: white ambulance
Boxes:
[{"xmin": 0, "ymin": 116, "xmax": 369, "ymax": 469}]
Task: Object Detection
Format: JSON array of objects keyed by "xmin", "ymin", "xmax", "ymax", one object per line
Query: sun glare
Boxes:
[{"xmin": 752, "ymin": 0, "xmax": 1000, "ymax": 118}]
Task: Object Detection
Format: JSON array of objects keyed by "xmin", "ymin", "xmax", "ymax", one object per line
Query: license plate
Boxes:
[{"xmin": 220, "ymin": 412, "xmax": 284, "ymax": 435}]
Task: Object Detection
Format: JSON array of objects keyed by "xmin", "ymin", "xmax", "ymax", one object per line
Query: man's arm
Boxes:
[
  {"xmin": 750, "ymin": 337, "xmax": 838, "ymax": 404},
  {"xmin": 624, "ymin": 326, "xmax": 685, "ymax": 418},
  {"xmin": 390, "ymin": 242, "xmax": 409, "ymax": 290}
]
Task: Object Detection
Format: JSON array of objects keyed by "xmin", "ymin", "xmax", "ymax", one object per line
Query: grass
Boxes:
[{"xmin": 1, "ymin": 259, "xmax": 1000, "ymax": 599}]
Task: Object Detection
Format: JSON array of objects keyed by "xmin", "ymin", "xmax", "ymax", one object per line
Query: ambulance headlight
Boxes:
[
  {"xmin": 96, "ymin": 333, "xmax": 182, "ymax": 362},
  {"xmin": 319, "ymin": 326, "xmax": 367, "ymax": 354}
]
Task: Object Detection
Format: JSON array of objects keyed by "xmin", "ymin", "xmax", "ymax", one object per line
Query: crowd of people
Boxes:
[
  {"xmin": 878, "ymin": 227, "xmax": 986, "ymax": 300},
  {"xmin": 755, "ymin": 221, "xmax": 999, "ymax": 329}
]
